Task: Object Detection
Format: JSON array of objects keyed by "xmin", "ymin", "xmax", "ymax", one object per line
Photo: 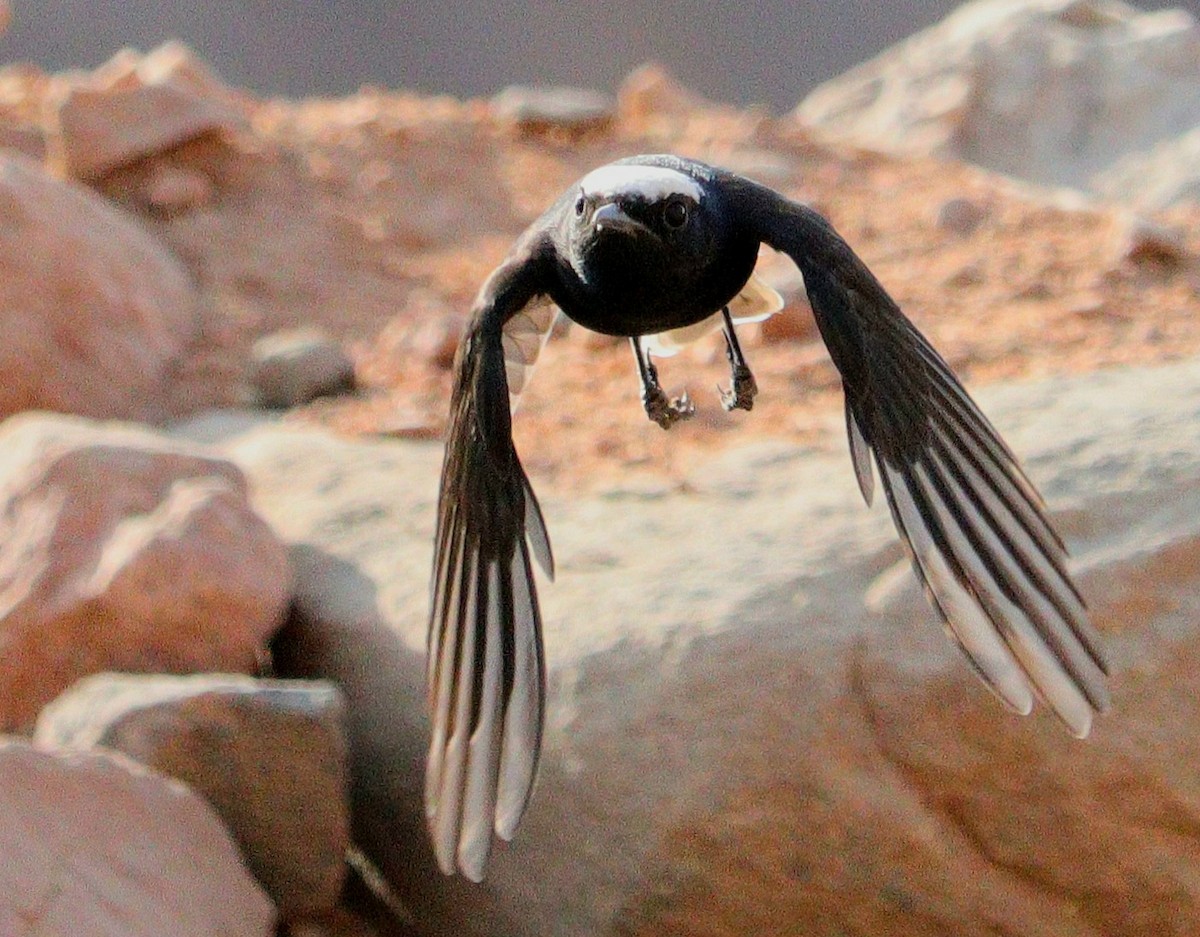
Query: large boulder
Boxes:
[
  {"xmin": 0, "ymin": 413, "xmax": 290, "ymax": 730},
  {"xmin": 35, "ymin": 672, "xmax": 350, "ymax": 921},
  {"xmin": 0, "ymin": 738, "xmax": 274, "ymax": 936},
  {"xmin": 795, "ymin": 0, "xmax": 1200, "ymax": 196},
  {"xmin": 197, "ymin": 351, "xmax": 1200, "ymax": 936},
  {"xmin": 0, "ymin": 153, "xmax": 198, "ymax": 422}
]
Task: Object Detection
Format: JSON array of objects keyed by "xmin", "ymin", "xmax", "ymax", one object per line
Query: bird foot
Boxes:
[
  {"xmin": 643, "ymin": 386, "xmax": 695, "ymax": 430},
  {"xmin": 718, "ymin": 364, "xmax": 757, "ymax": 412}
]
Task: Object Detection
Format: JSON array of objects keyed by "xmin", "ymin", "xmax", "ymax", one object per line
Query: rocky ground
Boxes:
[{"xmin": 0, "ymin": 0, "xmax": 1199, "ymax": 935}]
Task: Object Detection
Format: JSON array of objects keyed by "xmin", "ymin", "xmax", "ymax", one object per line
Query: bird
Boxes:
[{"xmin": 424, "ymin": 153, "xmax": 1109, "ymax": 881}]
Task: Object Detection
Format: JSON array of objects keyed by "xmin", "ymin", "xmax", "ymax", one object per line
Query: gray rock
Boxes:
[
  {"xmin": 252, "ymin": 328, "xmax": 357, "ymax": 409},
  {"xmin": 36, "ymin": 672, "xmax": 350, "ymax": 920},
  {"xmin": 491, "ymin": 85, "xmax": 614, "ymax": 132},
  {"xmin": 0, "ymin": 738, "xmax": 275, "ymax": 936},
  {"xmin": 796, "ymin": 0, "xmax": 1200, "ymax": 197},
  {"xmin": 1095, "ymin": 125, "xmax": 1200, "ymax": 209},
  {"xmin": 935, "ymin": 195, "xmax": 990, "ymax": 235},
  {"xmin": 215, "ymin": 356, "xmax": 1200, "ymax": 935}
]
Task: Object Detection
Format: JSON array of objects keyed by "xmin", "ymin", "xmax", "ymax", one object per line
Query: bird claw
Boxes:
[
  {"xmin": 644, "ymin": 386, "xmax": 695, "ymax": 430},
  {"xmin": 718, "ymin": 364, "xmax": 758, "ymax": 412}
]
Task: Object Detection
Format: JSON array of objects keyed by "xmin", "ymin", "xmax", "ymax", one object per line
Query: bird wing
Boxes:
[
  {"xmin": 734, "ymin": 179, "xmax": 1109, "ymax": 735},
  {"xmin": 427, "ymin": 236, "xmax": 556, "ymax": 881}
]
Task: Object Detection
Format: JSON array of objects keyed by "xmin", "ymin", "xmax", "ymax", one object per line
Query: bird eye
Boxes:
[
  {"xmin": 663, "ymin": 198, "xmax": 689, "ymax": 229},
  {"xmin": 574, "ymin": 194, "xmax": 586, "ymax": 216}
]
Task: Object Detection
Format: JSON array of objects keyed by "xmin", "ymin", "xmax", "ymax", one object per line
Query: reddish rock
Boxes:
[
  {"xmin": 0, "ymin": 738, "xmax": 274, "ymax": 936},
  {"xmin": 0, "ymin": 413, "xmax": 290, "ymax": 730},
  {"xmin": 36, "ymin": 673, "xmax": 350, "ymax": 921},
  {"xmin": 142, "ymin": 162, "xmax": 215, "ymax": 214},
  {"xmin": 52, "ymin": 42, "xmax": 246, "ymax": 179},
  {"xmin": 0, "ymin": 120, "xmax": 45, "ymax": 160},
  {"xmin": 617, "ymin": 62, "xmax": 707, "ymax": 127},
  {"xmin": 1115, "ymin": 216, "xmax": 1190, "ymax": 269},
  {"xmin": 0, "ymin": 153, "xmax": 198, "ymax": 422}
]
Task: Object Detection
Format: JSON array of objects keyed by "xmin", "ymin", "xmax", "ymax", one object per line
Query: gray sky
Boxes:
[{"xmin": 3, "ymin": 1, "xmax": 1198, "ymax": 110}]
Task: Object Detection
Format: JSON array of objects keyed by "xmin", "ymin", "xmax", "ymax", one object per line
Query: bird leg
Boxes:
[
  {"xmin": 631, "ymin": 337, "xmax": 694, "ymax": 429},
  {"xmin": 717, "ymin": 306, "xmax": 757, "ymax": 412}
]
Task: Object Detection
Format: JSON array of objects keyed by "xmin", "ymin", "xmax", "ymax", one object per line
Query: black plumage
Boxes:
[{"xmin": 425, "ymin": 154, "xmax": 1109, "ymax": 880}]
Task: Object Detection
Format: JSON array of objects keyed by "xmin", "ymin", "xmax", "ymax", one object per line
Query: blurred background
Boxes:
[
  {"xmin": 3, "ymin": 2, "xmax": 1200, "ymax": 936},
  {"xmin": 5, "ymin": 0, "xmax": 1200, "ymax": 107}
]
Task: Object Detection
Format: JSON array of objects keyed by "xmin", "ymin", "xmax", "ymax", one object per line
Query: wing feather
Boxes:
[
  {"xmin": 427, "ymin": 239, "xmax": 554, "ymax": 879},
  {"xmin": 736, "ymin": 177, "xmax": 1109, "ymax": 733}
]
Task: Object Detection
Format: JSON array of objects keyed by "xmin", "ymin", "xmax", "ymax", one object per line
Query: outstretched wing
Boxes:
[
  {"xmin": 731, "ymin": 177, "xmax": 1109, "ymax": 736},
  {"xmin": 427, "ymin": 233, "xmax": 556, "ymax": 881}
]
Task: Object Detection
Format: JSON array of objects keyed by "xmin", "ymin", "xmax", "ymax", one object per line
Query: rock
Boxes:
[
  {"xmin": 1095, "ymin": 126, "xmax": 1200, "ymax": 209},
  {"xmin": 935, "ymin": 195, "xmax": 990, "ymax": 235},
  {"xmin": 0, "ymin": 413, "xmax": 290, "ymax": 730},
  {"xmin": 52, "ymin": 42, "xmax": 246, "ymax": 179},
  {"xmin": 0, "ymin": 120, "xmax": 46, "ymax": 160},
  {"xmin": 754, "ymin": 258, "xmax": 815, "ymax": 343},
  {"xmin": 142, "ymin": 162, "xmax": 215, "ymax": 214},
  {"xmin": 0, "ymin": 152, "xmax": 198, "ymax": 422},
  {"xmin": 796, "ymin": 0, "xmax": 1200, "ymax": 194},
  {"xmin": 252, "ymin": 328, "xmax": 357, "ymax": 409},
  {"xmin": 757, "ymin": 302, "xmax": 816, "ymax": 344},
  {"xmin": 36, "ymin": 672, "xmax": 350, "ymax": 920},
  {"xmin": 208, "ymin": 354, "xmax": 1200, "ymax": 935},
  {"xmin": 217, "ymin": 425, "xmax": 441, "ymax": 923},
  {"xmin": 406, "ymin": 314, "xmax": 464, "ymax": 371},
  {"xmin": 0, "ymin": 738, "xmax": 275, "ymax": 936},
  {"xmin": 1113, "ymin": 215, "xmax": 1190, "ymax": 269},
  {"xmin": 945, "ymin": 259, "xmax": 988, "ymax": 288},
  {"xmin": 491, "ymin": 85, "xmax": 614, "ymax": 134},
  {"xmin": 286, "ymin": 908, "xmax": 385, "ymax": 937},
  {"xmin": 616, "ymin": 62, "xmax": 706, "ymax": 127}
]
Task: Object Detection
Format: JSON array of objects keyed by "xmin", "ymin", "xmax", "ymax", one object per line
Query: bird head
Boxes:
[
  {"xmin": 560, "ymin": 157, "xmax": 757, "ymax": 325},
  {"xmin": 568, "ymin": 160, "xmax": 708, "ymax": 268}
]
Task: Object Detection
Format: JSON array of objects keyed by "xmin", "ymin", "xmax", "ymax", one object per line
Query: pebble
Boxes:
[
  {"xmin": 252, "ymin": 328, "xmax": 356, "ymax": 409},
  {"xmin": 491, "ymin": 85, "xmax": 614, "ymax": 133},
  {"xmin": 935, "ymin": 197, "xmax": 990, "ymax": 236}
]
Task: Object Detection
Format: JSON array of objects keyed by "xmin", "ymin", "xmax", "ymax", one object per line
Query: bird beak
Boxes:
[{"xmin": 591, "ymin": 201, "xmax": 637, "ymax": 232}]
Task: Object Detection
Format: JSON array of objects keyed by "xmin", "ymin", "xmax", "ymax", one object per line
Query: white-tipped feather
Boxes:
[
  {"xmin": 882, "ymin": 463, "xmax": 1035, "ymax": 715},
  {"xmin": 845, "ymin": 400, "xmax": 874, "ymax": 506},
  {"xmin": 926, "ymin": 443, "xmax": 1102, "ymax": 678},
  {"xmin": 523, "ymin": 481, "xmax": 555, "ymax": 580},
  {"xmin": 432, "ymin": 549, "xmax": 480, "ymax": 875},
  {"xmin": 457, "ymin": 560, "xmax": 505, "ymax": 881},
  {"xmin": 426, "ymin": 525, "xmax": 467, "ymax": 814},
  {"xmin": 934, "ymin": 432, "xmax": 1091, "ymax": 635},
  {"xmin": 912, "ymin": 459, "xmax": 1102, "ymax": 733},
  {"xmin": 426, "ymin": 514, "xmax": 459, "ymax": 693},
  {"xmin": 496, "ymin": 545, "xmax": 542, "ymax": 838}
]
